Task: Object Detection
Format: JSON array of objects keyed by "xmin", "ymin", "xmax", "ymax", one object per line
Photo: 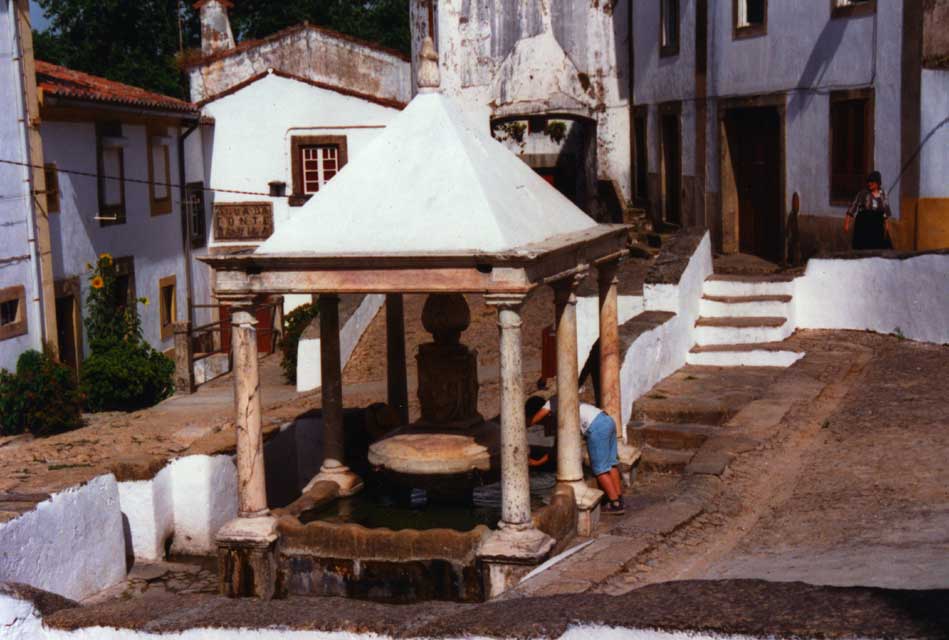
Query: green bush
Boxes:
[
  {"xmin": 0, "ymin": 349, "xmax": 83, "ymax": 436},
  {"xmin": 80, "ymin": 340, "xmax": 174, "ymax": 412},
  {"xmin": 79, "ymin": 253, "xmax": 174, "ymax": 412},
  {"xmin": 279, "ymin": 302, "xmax": 319, "ymax": 384}
]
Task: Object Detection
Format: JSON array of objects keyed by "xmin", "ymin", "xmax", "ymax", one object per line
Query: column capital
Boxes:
[
  {"xmin": 596, "ymin": 258, "xmax": 621, "ymax": 286},
  {"xmin": 551, "ymin": 265, "xmax": 589, "ymax": 292},
  {"xmin": 484, "ymin": 292, "xmax": 527, "ymax": 310}
]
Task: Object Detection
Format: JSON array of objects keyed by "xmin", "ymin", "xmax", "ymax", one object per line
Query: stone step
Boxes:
[
  {"xmin": 687, "ymin": 343, "xmax": 805, "ymax": 367},
  {"xmin": 694, "ymin": 316, "xmax": 793, "ymax": 346},
  {"xmin": 628, "ymin": 422, "xmax": 718, "ymax": 451},
  {"xmin": 699, "ymin": 294, "xmax": 792, "ymax": 318},
  {"xmin": 640, "ymin": 445, "xmax": 696, "ymax": 473},
  {"xmin": 703, "ymin": 274, "xmax": 795, "ymax": 297}
]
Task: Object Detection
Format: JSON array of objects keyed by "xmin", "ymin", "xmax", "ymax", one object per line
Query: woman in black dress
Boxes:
[{"xmin": 844, "ymin": 170, "xmax": 892, "ymax": 250}]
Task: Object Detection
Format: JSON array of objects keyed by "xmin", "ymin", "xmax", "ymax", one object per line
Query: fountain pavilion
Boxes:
[{"xmin": 201, "ymin": 39, "xmax": 631, "ymax": 601}]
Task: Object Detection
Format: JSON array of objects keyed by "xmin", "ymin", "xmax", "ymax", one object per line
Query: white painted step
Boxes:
[
  {"xmin": 694, "ymin": 316, "xmax": 793, "ymax": 346},
  {"xmin": 703, "ymin": 274, "xmax": 794, "ymax": 297},
  {"xmin": 687, "ymin": 343, "xmax": 805, "ymax": 367},
  {"xmin": 700, "ymin": 294, "xmax": 792, "ymax": 318}
]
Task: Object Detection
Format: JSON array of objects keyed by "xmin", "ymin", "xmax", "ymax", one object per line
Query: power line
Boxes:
[{"xmin": 0, "ymin": 158, "xmax": 286, "ymax": 199}]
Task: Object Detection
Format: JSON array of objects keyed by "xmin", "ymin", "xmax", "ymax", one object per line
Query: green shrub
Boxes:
[
  {"xmin": 279, "ymin": 302, "xmax": 319, "ymax": 384},
  {"xmin": 79, "ymin": 253, "xmax": 174, "ymax": 412},
  {"xmin": 80, "ymin": 340, "xmax": 174, "ymax": 412},
  {"xmin": 0, "ymin": 349, "xmax": 82, "ymax": 436}
]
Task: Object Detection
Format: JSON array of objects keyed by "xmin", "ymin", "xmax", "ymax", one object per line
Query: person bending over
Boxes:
[{"xmin": 525, "ymin": 395, "xmax": 625, "ymax": 515}]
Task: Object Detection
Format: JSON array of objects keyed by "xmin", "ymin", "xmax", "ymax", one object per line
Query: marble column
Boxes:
[
  {"xmin": 496, "ymin": 298, "xmax": 531, "ymax": 527},
  {"xmin": 552, "ymin": 272, "xmax": 603, "ymax": 535},
  {"xmin": 304, "ymin": 294, "xmax": 363, "ymax": 496},
  {"xmin": 385, "ymin": 293, "xmax": 409, "ymax": 424},
  {"xmin": 216, "ymin": 298, "xmax": 277, "ymax": 599},
  {"xmin": 598, "ymin": 260, "xmax": 622, "ymax": 436},
  {"xmin": 231, "ymin": 302, "xmax": 267, "ymax": 517},
  {"xmin": 553, "ymin": 275, "xmax": 584, "ymax": 488},
  {"xmin": 479, "ymin": 293, "xmax": 553, "ymax": 597}
]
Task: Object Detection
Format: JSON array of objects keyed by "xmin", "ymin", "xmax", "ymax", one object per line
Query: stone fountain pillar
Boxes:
[
  {"xmin": 368, "ymin": 294, "xmax": 499, "ymax": 490},
  {"xmin": 478, "ymin": 293, "xmax": 554, "ymax": 598},
  {"xmin": 215, "ymin": 297, "xmax": 278, "ymax": 600}
]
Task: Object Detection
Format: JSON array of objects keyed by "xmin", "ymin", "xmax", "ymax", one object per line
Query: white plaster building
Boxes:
[
  {"xmin": 410, "ymin": 0, "xmax": 634, "ymax": 223},
  {"xmin": 1, "ymin": 0, "xmax": 206, "ymax": 372},
  {"xmin": 631, "ymin": 0, "xmax": 949, "ymax": 260},
  {"xmin": 34, "ymin": 63, "xmax": 202, "ymax": 368},
  {"xmin": 0, "ymin": 0, "xmax": 44, "ymax": 371}
]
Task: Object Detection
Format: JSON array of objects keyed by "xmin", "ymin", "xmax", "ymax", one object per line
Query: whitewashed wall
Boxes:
[
  {"xmin": 42, "ymin": 120, "xmax": 190, "ymax": 355},
  {"xmin": 0, "ymin": 0, "xmax": 42, "ymax": 370},
  {"xmin": 795, "ymin": 254, "xmax": 949, "ymax": 345},
  {"xmin": 0, "ymin": 475, "xmax": 126, "ymax": 601}
]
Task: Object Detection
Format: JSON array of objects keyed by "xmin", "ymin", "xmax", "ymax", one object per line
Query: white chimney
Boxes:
[{"xmin": 194, "ymin": 0, "xmax": 235, "ymax": 56}]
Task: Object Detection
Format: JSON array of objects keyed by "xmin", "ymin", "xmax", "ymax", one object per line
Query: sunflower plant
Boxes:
[{"xmin": 81, "ymin": 253, "xmax": 173, "ymax": 412}]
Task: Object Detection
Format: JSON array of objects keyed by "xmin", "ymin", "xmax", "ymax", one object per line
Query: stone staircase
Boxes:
[{"xmin": 687, "ymin": 274, "xmax": 804, "ymax": 367}]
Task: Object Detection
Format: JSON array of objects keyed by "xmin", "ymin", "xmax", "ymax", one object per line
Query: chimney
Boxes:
[{"xmin": 194, "ymin": 0, "xmax": 235, "ymax": 56}]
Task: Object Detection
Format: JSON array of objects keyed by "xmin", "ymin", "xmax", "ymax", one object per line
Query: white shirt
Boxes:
[{"xmin": 543, "ymin": 397, "xmax": 604, "ymax": 435}]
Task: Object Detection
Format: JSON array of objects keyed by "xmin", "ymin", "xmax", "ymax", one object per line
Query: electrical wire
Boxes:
[{"xmin": 0, "ymin": 158, "xmax": 286, "ymax": 199}]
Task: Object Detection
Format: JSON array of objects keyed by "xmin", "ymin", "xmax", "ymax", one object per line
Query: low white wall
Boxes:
[
  {"xmin": 619, "ymin": 233, "xmax": 713, "ymax": 429},
  {"xmin": 795, "ymin": 254, "xmax": 949, "ymax": 345},
  {"xmin": 117, "ymin": 467, "xmax": 174, "ymax": 562},
  {"xmin": 576, "ymin": 294, "xmax": 645, "ymax": 373},
  {"xmin": 0, "ymin": 476, "xmax": 126, "ymax": 601},
  {"xmin": 0, "ymin": 589, "xmax": 44, "ymax": 640},
  {"xmin": 297, "ymin": 294, "xmax": 386, "ymax": 392},
  {"xmin": 167, "ymin": 455, "xmax": 238, "ymax": 556}
]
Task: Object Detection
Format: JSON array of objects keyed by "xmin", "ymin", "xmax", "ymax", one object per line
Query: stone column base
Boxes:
[
  {"xmin": 304, "ymin": 465, "xmax": 364, "ymax": 497},
  {"xmin": 478, "ymin": 525, "xmax": 555, "ymax": 599},
  {"xmin": 216, "ymin": 516, "xmax": 279, "ymax": 599},
  {"xmin": 563, "ymin": 481, "xmax": 603, "ymax": 536}
]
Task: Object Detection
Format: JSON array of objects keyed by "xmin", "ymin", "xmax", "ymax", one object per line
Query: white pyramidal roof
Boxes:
[{"xmin": 256, "ymin": 90, "xmax": 599, "ymax": 256}]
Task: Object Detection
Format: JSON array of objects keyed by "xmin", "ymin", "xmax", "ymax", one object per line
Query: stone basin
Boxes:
[{"xmin": 367, "ymin": 421, "xmax": 500, "ymax": 476}]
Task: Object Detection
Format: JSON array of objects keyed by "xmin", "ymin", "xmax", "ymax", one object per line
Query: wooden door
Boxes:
[
  {"xmin": 661, "ymin": 113, "xmax": 681, "ymax": 225},
  {"xmin": 219, "ymin": 297, "xmax": 276, "ymax": 355},
  {"xmin": 731, "ymin": 108, "xmax": 782, "ymax": 262},
  {"xmin": 55, "ymin": 295, "xmax": 79, "ymax": 374}
]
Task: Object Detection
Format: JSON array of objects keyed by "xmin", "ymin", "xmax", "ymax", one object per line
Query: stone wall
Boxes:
[{"xmin": 188, "ymin": 24, "xmax": 412, "ymax": 104}]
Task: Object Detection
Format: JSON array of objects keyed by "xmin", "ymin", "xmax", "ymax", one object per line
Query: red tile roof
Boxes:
[{"xmin": 35, "ymin": 61, "xmax": 198, "ymax": 114}]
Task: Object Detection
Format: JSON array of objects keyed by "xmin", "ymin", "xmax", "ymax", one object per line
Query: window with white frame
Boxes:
[
  {"xmin": 300, "ymin": 145, "xmax": 339, "ymax": 194},
  {"xmin": 735, "ymin": 0, "xmax": 766, "ymax": 36},
  {"xmin": 148, "ymin": 127, "xmax": 172, "ymax": 215},
  {"xmin": 831, "ymin": 0, "xmax": 874, "ymax": 18},
  {"xmin": 660, "ymin": 0, "xmax": 679, "ymax": 57},
  {"xmin": 97, "ymin": 121, "xmax": 126, "ymax": 225}
]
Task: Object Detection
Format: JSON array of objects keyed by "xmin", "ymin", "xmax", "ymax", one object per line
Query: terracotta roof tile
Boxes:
[{"xmin": 36, "ymin": 61, "xmax": 198, "ymax": 114}]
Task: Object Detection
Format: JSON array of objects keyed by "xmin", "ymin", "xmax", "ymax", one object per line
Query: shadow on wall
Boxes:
[{"xmin": 787, "ymin": 18, "xmax": 852, "ymax": 123}]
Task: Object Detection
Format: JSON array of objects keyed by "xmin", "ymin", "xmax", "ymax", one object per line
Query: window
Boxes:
[
  {"xmin": 185, "ymin": 182, "xmax": 207, "ymax": 248},
  {"xmin": 44, "ymin": 163, "xmax": 60, "ymax": 213},
  {"xmin": 659, "ymin": 0, "xmax": 679, "ymax": 57},
  {"xmin": 0, "ymin": 285, "xmax": 27, "ymax": 341},
  {"xmin": 96, "ymin": 122, "xmax": 126, "ymax": 225},
  {"xmin": 148, "ymin": 127, "xmax": 172, "ymax": 216},
  {"xmin": 734, "ymin": 0, "xmax": 767, "ymax": 38},
  {"xmin": 634, "ymin": 109, "xmax": 649, "ymax": 202},
  {"xmin": 112, "ymin": 256, "xmax": 136, "ymax": 312},
  {"xmin": 290, "ymin": 135, "xmax": 348, "ymax": 205},
  {"xmin": 159, "ymin": 275, "xmax": 177, "ymax": 340},
  {"xmin": 830, "ymin": 89, "xmax": 874, "ymax": 204},
  {"xmin": 831, "ymin": 0, "xmax": 874, "ymax": 19}
]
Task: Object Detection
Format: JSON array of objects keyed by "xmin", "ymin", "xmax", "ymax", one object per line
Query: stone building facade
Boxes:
[
  {"xmin": 631, "ymin": 0, "xmax": 949, "ymax": 260},
  {"xmin": 410, "ymin": 0, "xmax": 634, "ymax": 223}
]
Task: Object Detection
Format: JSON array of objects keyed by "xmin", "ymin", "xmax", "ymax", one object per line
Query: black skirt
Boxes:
[{"xmin": 852, "ymin": 210, "xmax": 891, "ymax": 250}]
